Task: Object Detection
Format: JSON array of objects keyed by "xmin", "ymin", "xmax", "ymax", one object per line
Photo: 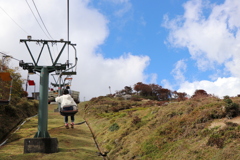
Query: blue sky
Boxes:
[{"xmin": 1, "ymin": 0, "xmax": 240, "ymax": 100}]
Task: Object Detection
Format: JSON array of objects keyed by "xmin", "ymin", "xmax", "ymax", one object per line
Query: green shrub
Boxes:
[
  {"xmin": 109, "ymin": 123, "xmax": 120, "ymax": 132},
  {"xmin": 225, "ymin": 103, "xmax": 240, "ymax": 119},
  {"xmin": 207, "ymin": 133, "xmax": 225, "ymax": 148},
  {"xmin": 223, "ymin": 96, "xmax": 232, "ymax": 104}
]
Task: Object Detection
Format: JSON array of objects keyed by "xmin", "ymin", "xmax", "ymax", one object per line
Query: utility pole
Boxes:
[
  {"xmin": 25, "ymin": 74, "xmax": 29, "ymax": 92},
  {"xmin": 109, "ymin": 86, "xmax": 111, "ymax": 94},
  {"xmin": 67, "ymin": 0, "xmax": 69, "ymax": 60}
]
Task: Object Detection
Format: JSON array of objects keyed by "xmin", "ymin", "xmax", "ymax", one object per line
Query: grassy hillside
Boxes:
[
  {"xmin": 0, "ymin": 98, "xmax": 38, "ymax": 142},
  {"xmin": 0, "ymin": 104, "xmax": 101, "ymax": 160},
  {"xmin": 0, "ymin": 58, "xmax": 37, "ymax": 142},
  {"xmin": 79, "ymin": 95, "xmax": 240, "ymax": 160},
  {"xmin": 2, "ymin": 95, "xmax": 240, "ymax": 160}
]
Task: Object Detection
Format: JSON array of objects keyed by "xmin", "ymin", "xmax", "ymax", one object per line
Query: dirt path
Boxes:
[
  {"xmin": 209, "ymin": 116, "xmax": 240, "ymax": 129},
  {"xmin": 0, "ymin": 104, "xmax": 102, "ymax": 160}
]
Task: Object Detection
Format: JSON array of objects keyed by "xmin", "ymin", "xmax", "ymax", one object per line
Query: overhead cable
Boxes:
[
  {"xmin": 0, "ymin": 6, "xmax": 29, "ymax": 35},
  {"xmin": 0, "ymin": 52, "xmax": 21, "ymax": 62},
  {"xmin": 25, "ymin": 0, "xmax": 51, "ymax": 39},
  {"xmin": 32, "ymin": 0, "xmax": 54, "ymax": 40}
]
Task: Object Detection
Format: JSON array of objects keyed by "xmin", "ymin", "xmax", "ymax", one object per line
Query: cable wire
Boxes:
[
  {"xmin": 25, "ymin": 0, "xmax": 50, "ymax": 39},
  {"xmin": 32, "ymin": 0, "xmax": 54, "ymax": 40},
  {"xmin": 0, "ymin": 52, "xmax": 21, "ymax": 62},
  {"xmin": 0, "ymin": 6, "xmax": 29, "ymax": 35}
]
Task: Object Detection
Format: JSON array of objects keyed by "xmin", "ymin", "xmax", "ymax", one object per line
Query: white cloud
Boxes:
[
  {"xmin": 163, "ymin": 0, "xmax": 240, "ymax": 75},
  {"xmin": 144, "ymin": 73, "xmax": 158, "ymax": 84},
  {"xmin": 178, "ymin": 77, "xmax": 240, "ymax": 97},
  {"xmin": 164, "ymin": 0, "xmax": 240, "ymax": 98},
  {"xmin": 161, "ymin": 79, "xmax": 174, "ymax": 91},
  {"xmin": 104, "ymin": 0, "xmax": 132, "ymax": 17},
  {"xmin": 75, "ymin": 52, "xmax": 150, "ymax": 100},
  {"xmin": 114, "ymin": 2, "xmax": 132, "ymax": 17},
  {"xmin": 171, "ymin": 59, "xmax": 187, "ymax": 83},
  {"xmin": 0, "ymin": 0, "xmax": 152, "ymax": 100}
]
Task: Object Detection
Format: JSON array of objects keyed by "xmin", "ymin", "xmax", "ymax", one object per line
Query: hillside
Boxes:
[
  {"xmin": 0, "ymin": 104, "xmax": 101, "ymax": 160},
  {"xmin": 79, "ymin": 95, "xmax": 240, "ymax": 160},
  {"xmin": 1, "ymin": 95, "xmax": 240, "ymax": 159},
  {"xmin": 0, "ymin": 98, "xmax": 38, "ymax": 142}
]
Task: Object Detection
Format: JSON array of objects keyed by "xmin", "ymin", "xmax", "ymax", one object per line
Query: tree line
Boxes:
[{"xmin": 115, "ymin": 82, "xmax": 210, "ymax": 101}]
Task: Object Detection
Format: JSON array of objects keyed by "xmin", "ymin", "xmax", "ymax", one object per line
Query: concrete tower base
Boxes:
[{"xmin": 24, "ymin": 138, "xmax": 58, "ymax": 153}]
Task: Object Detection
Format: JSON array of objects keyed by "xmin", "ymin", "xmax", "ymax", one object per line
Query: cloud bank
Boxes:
[{"xmin": 163, "ymin": 0, "xmax": 240, "ymax": 97}]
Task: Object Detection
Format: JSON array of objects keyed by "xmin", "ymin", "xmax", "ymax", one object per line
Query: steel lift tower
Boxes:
[{"xmin": 19, "ymin": 38, "xmax": 77, "ymax": 153}]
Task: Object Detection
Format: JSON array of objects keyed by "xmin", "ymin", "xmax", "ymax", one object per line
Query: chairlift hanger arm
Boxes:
[
  {"xmin": 51, "ymin": 74, "xmax": 58, "ymax": 84},
  {"xmin": 60, "ymin": 44, "xmax": 78, "ymax": 76}
]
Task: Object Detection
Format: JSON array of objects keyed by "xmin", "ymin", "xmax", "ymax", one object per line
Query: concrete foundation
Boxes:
[{"xmin": 24, "ymin": 138, "xmax": 58, "ymax": 153}]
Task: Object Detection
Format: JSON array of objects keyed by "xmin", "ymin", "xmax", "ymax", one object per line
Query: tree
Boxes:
[
  {"xmin": 0, "ymin": 57, "xmax": 25, "ymax": 104},
  {"xmin": 124, "ymin": 86, "xmax": 133, "ymax": 95},
  {"xmin": 158, "ymin": 88, "xmax": 172, "ymax": 101},
  {"xmin": 115, "ymin": 86, "xmax": 133, "ymax": 96},
  {"xmin": 192, "ymin": 89, "xmax": 208, "ymax": 98},
  {"xmin": 134, "ymin": 82, "xmax": 143, "ymax": 95},
  {"xmin": 149, "ymin": 84, "xmax": 162, "ymax": 100},
  {"xmin": 133, "ymin": 82, "xmax": 152, "ymax": 97},
  {"xmin": 173, "ymin": 91, "xmax": 187, "ymax": 101}
]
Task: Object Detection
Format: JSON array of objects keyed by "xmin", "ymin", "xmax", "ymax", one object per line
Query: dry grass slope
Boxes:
[
  {"xmin": 79, "ymin": 95, "xmax": 240, "ymax": 160},
  {"xmin": 0, "ymin": 98, "xmax": 38, "ymax": 141},
  {"xmin": 2, "ymin": 95, "xmax": 240, "ymax": 160},
  {"xmin": 0, "ymin": 104, "xmax": 101, "ymax": 160}
]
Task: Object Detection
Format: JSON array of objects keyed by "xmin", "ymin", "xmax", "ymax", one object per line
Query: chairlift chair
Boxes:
[
  {"xmin": 0, "ymin": 72, "xmax": 13, "ymax": 104},
  {"xmin": 64, "ymin": 76, "xmax": 73, "ymax": 88},
  {"xmin": 60, "ymin": 107, "xmax": 78, "ymax": 116},
  {"xmin": 55, "ymin": 43, "xmax": 78, "ymax": 116}
]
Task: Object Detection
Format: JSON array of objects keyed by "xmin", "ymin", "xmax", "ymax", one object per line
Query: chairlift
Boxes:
[
  {"xmin": 58, "ymin": 76, "xmax": 78, "ymax": 116},
  {"xmin": 59, "ymin": 76, "xmax": 78, "ymax": 116},
  {"xmin": 64, "ymin": 76, "xmax": 73, "ymax": 87},
  {"xmin": 61, "ymin": 47, "xmax": 78, "ymax": 76},
  {"xmin": 60, "ymin": 107, "xmax": 78, "ymax": 116},
  {"xmin": 54, "ymin": 43, "xmax": 78, "ymax": 116},
  {"xmin": 0, "ymin": 72, "xmax": 13, "ymax": 105}
]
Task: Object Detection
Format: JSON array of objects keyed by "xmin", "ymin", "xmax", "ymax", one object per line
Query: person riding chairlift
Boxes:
[
  {"xmin": 66, "ymin": 85, "xmax": 72, "ymax": 95},
  {"xmin": 55, "ymin": 89, "xmax": 77, "ymax": 129}
]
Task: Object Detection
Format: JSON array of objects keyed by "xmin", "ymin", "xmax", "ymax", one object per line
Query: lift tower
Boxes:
[{"xmin": 19, "ymin": 38, "xmax": 77, "ymax": 153}]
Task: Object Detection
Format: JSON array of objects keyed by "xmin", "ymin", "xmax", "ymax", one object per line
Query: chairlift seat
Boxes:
[
  {"xmin": 61, "ymin": 71, "xmax": 76, "ymax": 75},
  {"xmin": 0, "ymin": 72, "xmax": 12, "ymax": 81},
  {"xmin": 60, "ymin": 109, "xmax": 78, "ymax": 116},
  {"xmin": 65, "ymin": 77, "xmax": 73, "ymax": 80}
]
